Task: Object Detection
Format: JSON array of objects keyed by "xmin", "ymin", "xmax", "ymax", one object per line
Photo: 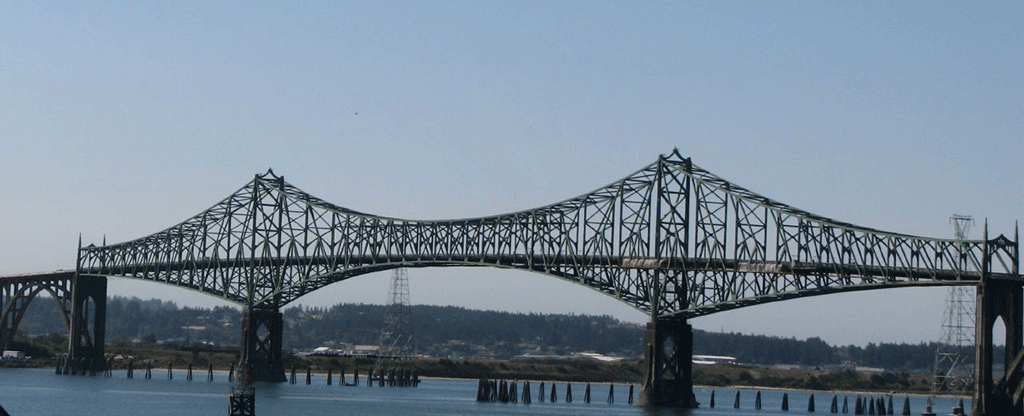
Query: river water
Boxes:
[{"xmin": 0, "ymin": 368, "xmax": 970, "ymax": 415}]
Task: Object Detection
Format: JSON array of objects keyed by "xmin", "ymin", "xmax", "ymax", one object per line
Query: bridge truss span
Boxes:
[{"xmin": 76, "ymin": 149, "xmax": 1018, "ymax": 319}]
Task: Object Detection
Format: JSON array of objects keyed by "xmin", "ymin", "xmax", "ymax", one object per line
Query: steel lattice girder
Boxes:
[{"xmin": 76, "ymin": 149, "xmax": 1019, "ymax": 318}]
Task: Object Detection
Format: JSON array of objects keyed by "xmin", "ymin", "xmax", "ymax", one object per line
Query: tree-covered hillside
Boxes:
[{"xmin": 14, "ymin": 296, "xmax": 955, "ymax": 371}]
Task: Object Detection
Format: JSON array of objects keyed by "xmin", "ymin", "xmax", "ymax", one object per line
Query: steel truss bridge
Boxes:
[{"xmin": 1, "ymin": 149, "xmax": 1020, "ymax": 414}]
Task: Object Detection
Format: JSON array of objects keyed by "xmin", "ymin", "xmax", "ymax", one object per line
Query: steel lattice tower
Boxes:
[
  {"xmin": 373, "ymin": 268, "xmax": 414, "ymax": 382},
  {"xmin": 931, "ymin": 215, "xmax": 976, "ymax": 396}
]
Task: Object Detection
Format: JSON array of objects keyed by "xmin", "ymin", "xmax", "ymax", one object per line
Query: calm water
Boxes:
[{"xmin": 0, "ymin": 368, "xmax": 969, "ymax": 415}]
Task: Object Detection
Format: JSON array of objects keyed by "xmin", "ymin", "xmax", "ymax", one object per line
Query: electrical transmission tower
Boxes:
[
  {"xmin": 930, "ymin": 214, "xmax": 976, "ymax": 397},
  {"xmin": 373, "ymin": 268, "xmax": 416, "ymax": 386}
]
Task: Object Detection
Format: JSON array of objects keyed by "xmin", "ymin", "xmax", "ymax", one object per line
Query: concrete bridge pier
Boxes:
[
  {"xmin": 638, "ymin": 318, "xmax": 698, "ymax": 408},
  {"xmin": 67, "ymin": 275, "xmax": 106, "ymax": 375},
  {"xmin": 973, "ymin": 279, "xmax": 1024, "ymax": 416},
  {"xmin": 239, "ymin": 307, "xmax": 287, "ymax": 382}
]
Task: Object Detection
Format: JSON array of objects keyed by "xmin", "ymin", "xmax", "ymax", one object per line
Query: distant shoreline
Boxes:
[{"xmin": 2, "ymin": 348, "xmax": 944, "ymax": 395}]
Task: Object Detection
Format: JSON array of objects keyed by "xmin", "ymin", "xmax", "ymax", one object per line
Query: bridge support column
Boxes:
[
  {"xmin": 240, "ymin": 308, "xmax": 286, "ymax": 383},
  {"xmin": 638, "ymin": 318, "xmax": 698, "ymax": 408},
  {"xmin": 972, "ymin": 279, "xmax": 1024, "ymax": 416},
  {"xmin": 67, "ymin": 275, "xmax": 106, "ymax": 375},
  {"xmin": 0, "ymin": 283, "xmax": 14, "ymax": 351}
]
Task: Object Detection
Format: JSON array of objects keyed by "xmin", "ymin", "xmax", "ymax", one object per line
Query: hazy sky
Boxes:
[{"xmin": 2, "ymin": 2, "xmax": 1021, "ymax": 347}]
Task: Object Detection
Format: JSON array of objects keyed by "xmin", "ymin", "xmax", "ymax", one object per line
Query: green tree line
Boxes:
[{"xmin": 12, "ymin": 295, "xmax": 962, "ymax": 371}]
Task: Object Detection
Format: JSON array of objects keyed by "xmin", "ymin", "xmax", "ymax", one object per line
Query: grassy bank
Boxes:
[{"xmin": 693, "ymin": 365, "xmax": 933, "ymax": 394}]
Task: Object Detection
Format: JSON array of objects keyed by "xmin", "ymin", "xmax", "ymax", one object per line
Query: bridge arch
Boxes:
[{"xmin": 0, "ymin": 272, "xmax": 74, "ymax": 352}]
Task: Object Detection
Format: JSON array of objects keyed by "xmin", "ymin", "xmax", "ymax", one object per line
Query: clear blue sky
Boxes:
[{"xmin": 2, "ymin": 2, "xmax": 1021, "ymax": 346}]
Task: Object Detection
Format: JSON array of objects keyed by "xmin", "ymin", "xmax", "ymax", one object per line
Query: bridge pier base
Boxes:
[
  {"xmin": 67, "ymin": 275, "xmax": 106, "ymax": 375},
  {"xmin": 240, "ymin": 308, "xmax": 286, "ymax": 383},
  {"xmin": 973, "ymin": 279, "xmax": 1024, "ymax": 416},
  {"xmin": 638, "ymin": 318, "xmax": 698, "ymax": 408}
]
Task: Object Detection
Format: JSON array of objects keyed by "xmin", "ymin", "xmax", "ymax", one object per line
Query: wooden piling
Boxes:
[
  {"xmin": 550, "ymin": 383, "xmax": 557, "ymax": 403},
  {"xmin": 208, "ymin": 364, "xmax": 213, "ymax": 382},
  {"xmin": 782, "ymin": 392, "xmax": 789, "ymax": 410},
  {"xmin": 922, "ymin": 397, "xmax": 934, "ymax": 416},
  {"xmin": 830, "ymin": 395, "xmax": 838, "ymax": 413},
  {"xmin": 168, "ymin": 363, "xmax": 172, "ymax": 380},
  {"xmin": 566, "ymin": 383, "xmax": 572, "ymax": 403},
  {"xmin": 734, "ymin": 390, "xmax": 740, "ymax": 408},
  {"xmin": 187, "ymin": 363, "xmax": 193, "ymax": 381},
  {"xmin": 901, "ymin": 396, "xmax": 910, "ymax": 415},
  {"xmin": 539, "ymin": 382, "xmax": 545, "ymax": 403},
  {"xmin": 607, "ymin": 384, "xmax": 614, "ymax": 404},
  {"xmin": 523, "ymin": 381, "xmax": 531, "ymax": 404},
  {"xmin": 710, "ymin": 390, "xmax": 715, "ymax": 408},
  {"xmin": 755, "ymin": 391, "xmax": 762, "ymax": 410},
  {"xmin": 584, "ymin": 383, "xmax": 590, "ymax": 403},
  {"xmin": 306, "ymin": 367, "xmax": 311, "ymax": 385},
  {"xmin": 628, "ymin": 385, "xmax": 634, "ymax": 405},
  {"xmin": 808, "ymin": 394, "xmax": 815, "ymax": 412}
]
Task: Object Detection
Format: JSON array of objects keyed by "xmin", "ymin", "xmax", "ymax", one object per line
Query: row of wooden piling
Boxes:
[
  {"xmin": 124, "ymin": 360, "xmax": 218, "ymax": 382},
  {"xmin": 54, "ymin": 355, "xmax": 113, "ymax": 377},
  {"xmin": 55, "ymin": 356, "xmax": 224, "ymax": 382},
  {"xmin": 476, "ymin": 379, "xmax": 633, "ymax": 405},
  {"xmin": 708, "ymin": 389, "xmax": 936, "ymax": 415},
  {"xmin": 56, "ymin": 356, "xmax": 423, "ymax": 388},
  {"xmin": 287, "ymin": 366, "xmax": 419, "ymax": 387}
]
